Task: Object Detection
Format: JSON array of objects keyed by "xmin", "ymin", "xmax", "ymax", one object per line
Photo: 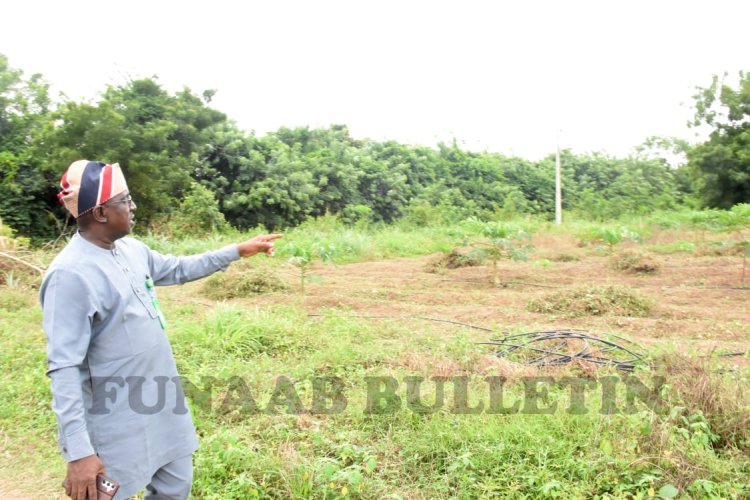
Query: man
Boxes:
[{"xmin": 40, "ymin": 160, "xmax": 282, "ymax": 499}]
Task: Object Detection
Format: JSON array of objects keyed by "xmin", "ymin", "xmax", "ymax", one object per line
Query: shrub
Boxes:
[
  {"xmin": 340, "ymin": 204, "xmax": 373, "ymax": 226},
  {"xmin": 167, "ymin": 183, "xmax": 227, "ymax": 236},
  {"xmin": 528, "ymin": 285, "xmax": 654, "ymax": 317}
]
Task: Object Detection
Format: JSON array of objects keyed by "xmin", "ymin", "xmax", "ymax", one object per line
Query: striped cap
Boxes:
[{"xmin": 58, "ymin": 160, "xmax": 129, "ymax": 218}]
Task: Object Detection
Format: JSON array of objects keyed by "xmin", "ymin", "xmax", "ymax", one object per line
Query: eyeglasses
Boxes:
[{"xmin": 104, "ymin": 195, "xmax": 134, "ymax": 207}]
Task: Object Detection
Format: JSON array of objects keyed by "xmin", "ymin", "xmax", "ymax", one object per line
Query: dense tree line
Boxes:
[
  {"xmin": 687, "ymin": 71, "xmax": 750, "ymax": 208},
  {"xmin": 1, "ymin": 54, "xmax": 748, "ymax": 240}
]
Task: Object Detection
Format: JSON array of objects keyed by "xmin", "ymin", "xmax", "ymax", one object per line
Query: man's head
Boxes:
[{"xmin": 58, "ymin": 160, "xmax": 136, "ymax": 239}]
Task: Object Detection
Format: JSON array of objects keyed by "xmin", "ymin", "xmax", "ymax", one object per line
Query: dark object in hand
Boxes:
[{"xmin": 62, "ymin": 474, "xmax": 120, "ymax": 499}]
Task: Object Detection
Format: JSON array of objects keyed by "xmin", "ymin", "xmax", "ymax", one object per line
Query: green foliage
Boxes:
[
  {"xmin": 40, "ymin": 79, "xmax": 226, "ymax": 228},
  {"xmin": 3, "ymin": 228, "xmax": 750, "ymax": 497},
  {"xmin": 278, "ymin": 236, "xmax": 338, "ymax": 295},
  {"xmin": 0, "ymin": 55, "xmax": 57, "ymax": 239},
  {"xmin": 724, "ymin": 203, "xmax": 750, "ymax": 231},
  {"xmin": 688, "ymin": 71, "xmax": 750, "ymax": 208},
  {"xmin": 193, "ymin": 138, "xmax": 695, "ymax": 234},
  {"xmin": 0, "ymin": 215, "xmax": 16, "ymax": 241},
  {"xmin": 641, "ymin": 206, "xmax": 750, "ymax": 235},
  {"xmin": 462, "ymin": 219, "xmax": 534, "ymax": 284},
  {"xmin": 579, "ymin": 225, "xmax": 643, "ymax": 255},
  {"xmin": 557, "ymin": 151, "xmax": 681, "ymax": 220},
  {"xmin": 339, "ymin": 204, "xmax": 373, "ymax": 227},
  {"xmin": 401, "ymin": 199, "xmax": 454, "ymax": 227},
  {"xmin": 4, "ymin": 53, "xmax": 750, "ymax": 244},
  {"xmin": 656, "ymin": 354, "xmax": 750, "ymax": 453},
  {"xmin": 166, "ymin": 182, "xmax": 227, "ymax": 236}
]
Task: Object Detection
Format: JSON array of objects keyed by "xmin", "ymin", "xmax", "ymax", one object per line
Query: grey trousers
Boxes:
[{"xmin": 142, "ymin": 454, "xmax": 193, "ymax": 499}]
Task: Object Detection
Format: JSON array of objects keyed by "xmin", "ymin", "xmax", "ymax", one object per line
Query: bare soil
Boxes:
[{"xmin": 168, "ymin": 236, "xmax": 750, "ymax": 362}]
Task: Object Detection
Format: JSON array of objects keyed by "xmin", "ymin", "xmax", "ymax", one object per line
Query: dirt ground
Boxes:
[{"xmin": 172, "ymin": 234, "xmax": 749, "ymax": 365}]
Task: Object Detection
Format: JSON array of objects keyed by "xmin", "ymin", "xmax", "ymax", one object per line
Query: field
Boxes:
[{"xmin": 1, "ymin": 217, "xmax": 749, "ymax": 498}]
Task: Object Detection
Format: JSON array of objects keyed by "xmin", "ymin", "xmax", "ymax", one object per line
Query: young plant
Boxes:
[
  {"xmin": 285, "ymin": 246, "xmax": 314, "ymax": 296},
  {"xmin": 471, "ymin": 221, "xmax": 533, "ymax": 285},
  {"xmin": 279, "ymin": 242, "xmax": 337, "ymax": 296},
  {"xmin": 3, "ymin": 271, "xmax": 19, "ymax": 288},
  {"xmin": 578, "ymin": 226, "xmax": 645, "ymax": 282},
  {"xmin": 584, "ymin": 226, "xmax": 643, "ymax": 255}
]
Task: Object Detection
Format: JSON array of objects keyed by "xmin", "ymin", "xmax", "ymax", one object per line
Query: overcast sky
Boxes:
[{"xmin": 2, "ymin": 0, "xmax": 748, "ymax": 160}]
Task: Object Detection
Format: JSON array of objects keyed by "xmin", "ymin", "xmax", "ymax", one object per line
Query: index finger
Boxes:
[{"xmin": 260, "ymin": 234, "xmax": 284, "ymax": 241}]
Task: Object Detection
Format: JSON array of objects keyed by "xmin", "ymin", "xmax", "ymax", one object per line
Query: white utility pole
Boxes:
[{"xmin": 555, "ymin": 129, "xmax": 562, "ymax": 225}]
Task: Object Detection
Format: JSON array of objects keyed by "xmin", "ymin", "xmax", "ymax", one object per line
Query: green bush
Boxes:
[
  {"xmin": 167, "ymin": 183, "xmax": 227, "ymax": 236},
  {"xmin": 340, "ymin": 204, "xmax": 373, "ymax": 227}
]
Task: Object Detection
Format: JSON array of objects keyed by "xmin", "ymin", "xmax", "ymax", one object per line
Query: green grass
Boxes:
[
  {"xmin": 2, "ymin": 215, "xmax": 750, "ymax": 498},
  {"xmin": 3, "ymin": 293, "xmax": 748, "ymax": 497},
  {"xmin": 647, "ymin": 241, "xmax": 697, "ymax": 255},
  {"xmin": 138, "ymin": 216, "xmax": 470, "ymax": 265}
]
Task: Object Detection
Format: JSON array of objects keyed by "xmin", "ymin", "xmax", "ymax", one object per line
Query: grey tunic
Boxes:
[{"xmin": 40, "ymin": 233, "xmax": 239, "ymax": 497}]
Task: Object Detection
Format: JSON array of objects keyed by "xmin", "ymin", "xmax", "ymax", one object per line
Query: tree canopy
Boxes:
[
  {"xmin": 688, "ymin": 71, "xmax": 750, "ymax": 208},
  {"xmin": 0, "ymin": 54, "xmax": 747, "ymax": 240}
]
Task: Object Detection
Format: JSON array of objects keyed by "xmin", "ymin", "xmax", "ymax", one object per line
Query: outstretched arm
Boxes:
[{"xmin": 148, "ymin": 233, "xmax": 284, "ymax": 286}]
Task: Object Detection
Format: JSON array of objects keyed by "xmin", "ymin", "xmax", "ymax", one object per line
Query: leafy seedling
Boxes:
[{"xmin": 466, "ymin": 220, "xmax": 533, "ymax": 285}]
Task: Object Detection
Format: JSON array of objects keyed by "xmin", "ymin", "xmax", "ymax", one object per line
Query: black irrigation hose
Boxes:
[
  {"xmin": 413, "ymin": 316, "xmax": 496, "ymax": 332},
  {"xmin": 306, "ymin": 314, "xmax": 746, "ymax": 370},
  {"xmin": 494, "ymin": 330, "xmax": 645, "ymax": 354},
  {"xmin": 481, "ymin": 329, "xmax": 651, "ymax": 372},
  {"xmin": 701, "ymin": 351, "xmax": 749, "ymax": 358}
]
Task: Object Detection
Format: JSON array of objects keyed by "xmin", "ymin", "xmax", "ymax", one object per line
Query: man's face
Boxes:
[{"xmin": 101, "ymin": 190, "xmax": 137, "ymax": 238}]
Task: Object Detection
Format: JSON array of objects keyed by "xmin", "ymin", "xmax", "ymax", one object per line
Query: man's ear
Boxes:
[{"xmin": 92, "ymin": 205, "xmax": 108, "ymax": 224}]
